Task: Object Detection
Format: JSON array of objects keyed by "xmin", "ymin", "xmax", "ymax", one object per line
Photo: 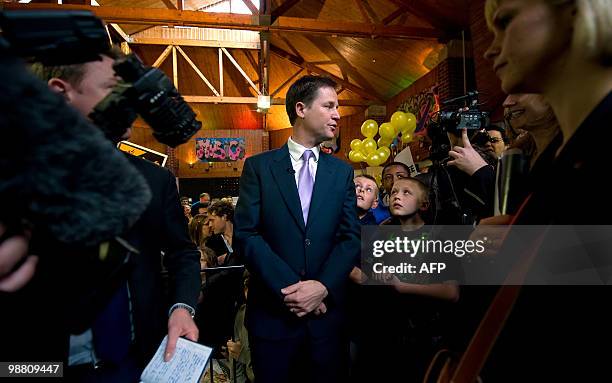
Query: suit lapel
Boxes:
[
  {"xmin": 270, "ymin": 144, "xmax": 306, "ymax": 232},
  {"xmin": 306, "ymin": 153, "xmax": 336, "ymax": 230}
]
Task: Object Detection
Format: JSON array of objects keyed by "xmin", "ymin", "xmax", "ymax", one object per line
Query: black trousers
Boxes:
[{"xmin": 250, "ymin": 330, "xmax": 349, "ymax": 383}]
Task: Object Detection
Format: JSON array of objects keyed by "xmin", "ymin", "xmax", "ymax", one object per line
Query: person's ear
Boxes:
[
  {"xmin": 420, "ymin": 198, "xmax": 430, "ymax": 212},
  {"xmin": 371, "ymin": 196, "xmax": 379, "ymax": 210},
  {"xmin": 295, "ymin": 101, "xmax": 307, "ymax": 119},
  {"xmin": 47, "ymin": 78, "xmax": 72, "ymax": 102}
]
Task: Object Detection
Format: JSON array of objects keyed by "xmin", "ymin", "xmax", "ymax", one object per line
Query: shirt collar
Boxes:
[{"xmin": 288, "ymin": 137, "xmax": 320, "ymax": 162}]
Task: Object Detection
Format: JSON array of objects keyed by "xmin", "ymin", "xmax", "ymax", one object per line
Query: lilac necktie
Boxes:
[{"xmin": 298, "ymin": 149, "xmax": 314, "ymax": 225}]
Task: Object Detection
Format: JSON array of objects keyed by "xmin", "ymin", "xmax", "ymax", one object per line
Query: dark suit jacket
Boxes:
[
  {"xmin": 123, "ymin": 155, "xmax": 201, "ymax": 362},
  {"xmin": 234, "ymin": 144, "xmax": 360, "ymax": 340},
  {"xmin": 482, "ymin": 92, "xmax": 612, "ymax": 381}
]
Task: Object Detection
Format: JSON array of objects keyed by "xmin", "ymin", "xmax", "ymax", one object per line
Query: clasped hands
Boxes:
[{"xmin": 281, "ymin": 280, "xmax": 328, "ymax": 318}]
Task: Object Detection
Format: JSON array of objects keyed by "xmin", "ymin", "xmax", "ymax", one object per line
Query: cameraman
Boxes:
[
  {"xmin": 427, "ymin": 128, "xmax": 496, "ymax": 225},
  {"xmin": 32, "ymin": 49, "xmax": 200, "ymax": 380}
]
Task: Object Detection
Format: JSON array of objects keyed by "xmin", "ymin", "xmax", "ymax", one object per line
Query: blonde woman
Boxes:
[{"xmin": 479, "ymin": 0, "xmax": 612, "ymax": 381}]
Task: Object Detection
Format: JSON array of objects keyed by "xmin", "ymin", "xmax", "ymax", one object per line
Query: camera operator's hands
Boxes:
[
  {"xmin": 0, "ymin": 224, "xmax": 38, "ymax": 292},
  {"xmin": 448, "ymin": 129, "xmax": 489, "ymax": 176}
]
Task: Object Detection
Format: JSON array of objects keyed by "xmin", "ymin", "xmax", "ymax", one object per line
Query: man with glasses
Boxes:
[
  {"xmin": 485, "ymin": 125, "xmax": 508, "ymax": 157},
  {"xmin": 354, "ymin": 175, "xmax": 379, "ymax": 225}
]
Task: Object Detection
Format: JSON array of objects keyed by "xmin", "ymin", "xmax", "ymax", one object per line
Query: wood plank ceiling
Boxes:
[{"xmin": 11, "ymin": 0, "xmax": 470, "ymax": 131}]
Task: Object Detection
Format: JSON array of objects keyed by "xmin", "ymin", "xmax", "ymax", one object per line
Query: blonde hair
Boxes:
[
  {"xmin": 485, "ymin": 0, "xmax": 612, "ymax": 65},
  {"xmin": 484, "ymin": 0, "xmax": 500, "ymax": 30},
  {"xmin": 574, "ymin": 0, "xmax": 612, "ymax": 65}
]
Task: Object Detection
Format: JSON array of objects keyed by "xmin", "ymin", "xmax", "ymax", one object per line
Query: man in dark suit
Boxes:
[
  {"xmin": 34, "ymin": 50, "xmax": 200, "ymax": 380},
  {"xmin": 234, "ymin": 75, "xmax": 361, "ymax": 382}
]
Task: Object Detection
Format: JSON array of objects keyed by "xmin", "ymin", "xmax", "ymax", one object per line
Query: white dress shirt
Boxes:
[{"xmin": 287, "ymin": 137, "xmax": 319, "ymax": 187}]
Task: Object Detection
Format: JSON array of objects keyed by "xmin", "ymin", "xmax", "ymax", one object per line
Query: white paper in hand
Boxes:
[{"xmin": 140, "ymin": 336, "xmax": 212, "ymax": 383}]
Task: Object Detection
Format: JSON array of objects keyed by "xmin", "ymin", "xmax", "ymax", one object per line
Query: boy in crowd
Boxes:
[
  {"xmin": 353, "ymin": 178, "xmax": 459, "ymax": 383},
  {"xmin": 354, "ymin": 174, "xmax": 379, "ymax": 225},
  {"xmin": 371, "ymin": 161, "xmax": 412, "ymax": 224}
]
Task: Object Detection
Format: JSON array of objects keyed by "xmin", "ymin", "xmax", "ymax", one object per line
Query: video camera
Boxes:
[
  {"xmin": 427, "ymin": 91, "xmax": 490, "ymax": 161},
  {"xmin": 0, "ymin": 9, "xmax": 201, "ymax": 147}
]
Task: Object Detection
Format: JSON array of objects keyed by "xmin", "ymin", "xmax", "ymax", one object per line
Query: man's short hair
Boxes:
[
  {"xmin": 30, "ymin": 46, "xmax": 123, "ymax": 85},
  {"xmin": 486, "ymin": 124, "xmax": 508, "ymax": 143},
  {"xmin": 208, "ymin": 200, "xmax": 234, "ymax": 223},
  {"xmin": 285, "ymin": 75, "xmax": 337, "ymax": 125},
  {"xmin": 199, "ymin": 192, "xmax": 210, "ymax": 199},
  {"xmin": 382, "ymin": 161, "xmax": 411, "ymax": 177}
]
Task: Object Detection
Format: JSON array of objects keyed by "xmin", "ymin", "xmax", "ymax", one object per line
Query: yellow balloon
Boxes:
[
  {"xmin": 377, "ymin": 149, "xmax": 390, "ymax": 163},
  {"xmin": 362, "ymin": 138, "xmax": 377, "ymax": 155},
  {"xmin": 377, "ymin": 137, "xmax": 391, "ymax": 148},
  {"xmin": 405, "ymin": 112, "xmax": 417, "ymax": 134},
  {"xmin": 350, "ymin": 139, "xmax": 363, "ymax": 152},
  {"xmin": 366, "ymin": 152, "xmax": 382, "ymax": 167},
  {"xmin": 348, "ymin": 150, "xmax": 365, "ymax": 163},
  {"xmin": 379, "ymin": 122, "xmax": 396, "ymax": 140},
  {"xmin": 390, "ymin": 111, "xmax": 408, "ymax": 132},
  {"xmin": 360, "ymin": 119, "xmax": 379, "ymax": 138},
  {"xmin": 378, "ymin": 146, "xmax": 391, "ymax": 158},
  {"xmin": 401, "ymin": 132, "xmax": 413, "ymax": 144}
]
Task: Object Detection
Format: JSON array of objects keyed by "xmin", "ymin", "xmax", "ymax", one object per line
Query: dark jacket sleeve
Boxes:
[
  {"xmin": 317, "ymin": 165, "xmax": 361, "ymax": 303},
  {"xmin": 159, "ymin": 169, "xmax": 201, "ymax": 310},
  {"xmin": 234, "ymin": 157, "xmax": 301, "ymax": 301},
  {"xmin": 465, "ymin": 164, "xmax": 495, "ymax": 219}
]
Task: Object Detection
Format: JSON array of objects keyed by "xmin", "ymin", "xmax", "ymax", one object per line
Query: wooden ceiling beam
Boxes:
[
  {"xmin": 4, "ymin": 3, "xmax": 444, "ymax": 40},
  {"xmin": 270, "ymin": 44, "xmax": 383, "ymax": 103},
  {"xmin": 241, "ymin": 0, "xmax": 259, "ymax": 15},
  {"xmin": 382, "ymin": 5, "xmax": 408, "ymax": 25},
  {"xmin": 270, "ymin": 68, "xmax": 303, "ymax": 97},
  {"xmin": 354, "ymin": 0, "xmax": 372, "ymax": 24},
  {"xmin": 4, "ymin": 3, "xmax": 261, "ymax": 29},
  {"xmin": 271, "ymin": 0, "xmax": 299, "ymax": 22},
  {"xmin": 160, "ymin": 0, "xmax": 178, "ymax": 10},
  {"xmin": 306, "ymin": 36, "xmax": 385, "ymax": 101},
  {"xmin": 131, "ymin": 37, "xmax": 259, "ymax": 49},
  {"xmin": 387, "ymin": 0, "xmax": 464, "ymax": 31},
  {"xmin": 277, "ymin": 34, "xmax": 302, "ymax": 59},
  {"xmin": 183, "ymin": 95, "xmax": 374, "ymax": 106},
  {"xmin": 360, "ymin": 0, "xmax": 380, "ymax": 24},
  {"xmin": 243, "ymin": 50, "xmax": 260, "ymax": 75},
  {"xmin": 271, "ymin": 17, "xmax": 443, "ymax": 40}
]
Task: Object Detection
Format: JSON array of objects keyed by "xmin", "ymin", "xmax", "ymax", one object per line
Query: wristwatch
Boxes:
[{"xmin": 168, "ymin": 303, "xmax": 195, "ymax": 318}]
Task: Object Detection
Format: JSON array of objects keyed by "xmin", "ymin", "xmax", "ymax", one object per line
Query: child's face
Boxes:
[
  {"xmin": 390, "ymin": 179, "xmax": 424, "ymax": 217},
  {"xmin": 354, "ymin": 177, "xmax": 378, "ymax": 211}
]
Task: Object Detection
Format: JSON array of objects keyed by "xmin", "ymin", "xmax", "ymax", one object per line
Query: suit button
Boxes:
[
  {"xmin": 305, "ymin": 239, "xmax": 311, "ymax": 246},
  {"xmin": 300, "ymin": 269, "xmax": 306, "ymax": 277}
]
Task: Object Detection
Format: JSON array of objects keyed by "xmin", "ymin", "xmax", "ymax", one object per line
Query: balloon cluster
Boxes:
[{"xmin": 348, "ymin": 111, "xmax": 417, "ymax": 166}]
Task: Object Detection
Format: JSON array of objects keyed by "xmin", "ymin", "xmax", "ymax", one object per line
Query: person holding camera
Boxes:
[
  {"xmin": 421, "ymin": 127, "xmax": 496, "ymax": 225},
  {"xmin": 33, "ymin": 49, "xmax": 200, "ymax": 381}
]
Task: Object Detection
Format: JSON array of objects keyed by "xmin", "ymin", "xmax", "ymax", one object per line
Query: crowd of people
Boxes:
[{"xmin": 1, "ymin": 0, "xmax": 611, "ymax": 381}]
